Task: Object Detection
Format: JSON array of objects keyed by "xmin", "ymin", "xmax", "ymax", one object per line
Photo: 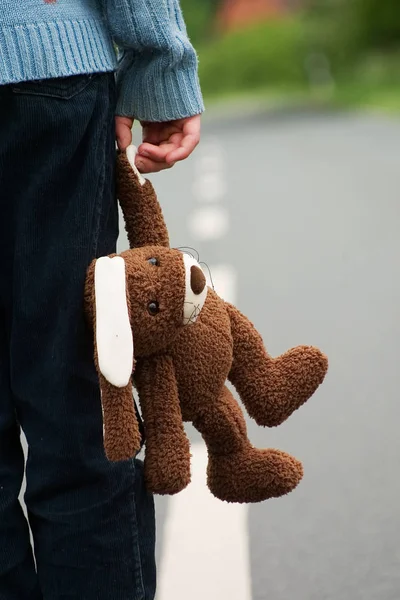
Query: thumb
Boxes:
[{"xmin": 116, "ymin": 116, "xmax": 134, "ymax": 151}]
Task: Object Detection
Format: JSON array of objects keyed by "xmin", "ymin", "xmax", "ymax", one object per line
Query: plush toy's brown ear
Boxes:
[
  {"xmin": 117, "ymin": 146, "xmax": 170, "ymax": 249},
  {"xmin": 93, "ymin": 255, "xmax": 141, "ymax": 461}
]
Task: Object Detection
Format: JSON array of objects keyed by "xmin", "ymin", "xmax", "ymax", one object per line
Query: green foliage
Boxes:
[
  {"xmin": 348, "ymin": 0, "xmax": 400, "ymax": 50},
  {"xmin": 305, "ymin": 0, "xmax": 400, "ymax": 64},
  {"xmin": 180, "ymin": 0, "xmax": 220, "ymax": 45},
  {"xmin": 190, "ymin": 1, "xmax": 400, "ymax": 111},
  {"xmin": 198, "ymin": 19, "xmax": 308, "ymax": 97}
]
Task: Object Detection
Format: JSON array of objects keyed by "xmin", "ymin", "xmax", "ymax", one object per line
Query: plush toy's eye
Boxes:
[
  {"xmin": 147, "ymin": 301, "xmax": 160, "ymax": 316},
  {"xmin": 147, "ymin": 258, "xmax": 159, "ymax": 266}
]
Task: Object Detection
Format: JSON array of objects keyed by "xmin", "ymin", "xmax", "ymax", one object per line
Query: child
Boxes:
[{"xmin": 0, "ymin": 1, "xmax": 203, "ymax": 598}]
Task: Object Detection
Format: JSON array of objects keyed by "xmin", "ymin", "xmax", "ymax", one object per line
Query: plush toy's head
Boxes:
[
  {"xmin": 118, "ymin": 245, "xmax": 207, "ymax": 356},
  {"xmin": 90, "ymin": 147, "xmax": 208, "ymax": 388}
]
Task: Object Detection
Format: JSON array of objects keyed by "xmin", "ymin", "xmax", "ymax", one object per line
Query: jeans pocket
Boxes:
[{"xmin": 11, "ymin": 74, "xmax": 96, "ymax": 100}]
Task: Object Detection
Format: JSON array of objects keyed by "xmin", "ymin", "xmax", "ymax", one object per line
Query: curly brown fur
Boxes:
[
  {"xmin": 117, "ymin": 151, "xmax": 169, "ymax": 249},
  {"xmin": 99, "ymin": 375, "xmax": 142, "ymax": 462},
  {"xmin": 226, "ymin": 303, "xmax": 328, "ymax": 427},
  {"xmin": 84, "ymin": 148, "xmax": 329, "ymax": 503},
  {"xmin": 135, "ymin": 356, "xmax": 191, "ymax": 495}
]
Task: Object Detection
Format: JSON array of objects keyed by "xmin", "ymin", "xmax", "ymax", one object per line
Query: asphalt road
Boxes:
[{"xmin": 121, "ymin": 109, "xmax": 400, "ymax": 600}]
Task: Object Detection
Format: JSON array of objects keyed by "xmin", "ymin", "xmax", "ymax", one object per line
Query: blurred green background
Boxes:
[{"xmin": 181, "ymin": 0, "xmax": 400, "ymax": 112}]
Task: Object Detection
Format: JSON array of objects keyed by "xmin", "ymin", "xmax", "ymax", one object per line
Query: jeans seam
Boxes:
[
  {"xmin": 129, "ymin": 462, "xmax": 146, "ymax": 600},
  {"xmin": 90, "ymin": 91, "xmax": 111, "ymax": 259}
]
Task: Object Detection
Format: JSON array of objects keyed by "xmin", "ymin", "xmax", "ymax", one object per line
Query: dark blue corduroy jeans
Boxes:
[{"xmin": 0, "ymin": 73, "xmax": 156, "ymax": 600}]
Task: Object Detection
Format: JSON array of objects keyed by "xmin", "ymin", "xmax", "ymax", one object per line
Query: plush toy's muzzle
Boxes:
[{"xmin": 182, "ymin": 253, "xmax": 207, "ymax": 325}]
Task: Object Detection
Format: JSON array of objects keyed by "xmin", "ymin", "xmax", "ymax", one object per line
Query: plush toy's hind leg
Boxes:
[
  {"xmin": 135, "ymin": 356, "xmax": 191, "ymax": 496},
  {"xmin": 226, "ymin": 303, "xmax": 328, "ymax": 427},
  {"xmin": 193, "ymin": 386, "xmax": 303, "ymax": 503}
]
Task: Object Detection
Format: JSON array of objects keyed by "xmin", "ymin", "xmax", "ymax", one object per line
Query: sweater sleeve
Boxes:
[{"xmin": 103, "ymin": 0, "xmax": 205, "ymax": 122}]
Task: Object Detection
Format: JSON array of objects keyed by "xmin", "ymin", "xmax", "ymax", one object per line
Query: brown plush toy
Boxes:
[{"xmin": 84, "ymin": 146, "xmax": 328, "ymax": 504}]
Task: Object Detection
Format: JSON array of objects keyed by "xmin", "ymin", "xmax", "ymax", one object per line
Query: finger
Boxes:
[
  {"xmin": 135, "ymin": 156, "xmax": 176, "ymax": 174},
  {"xmin": 165, "ymin": 133, "xmax": 199, "ymax": 164},
  {"xmin": 165, "ymin": 115, "xmax": 201, "ymax": 163},
  {"xmin": 138, "ymin": 139, "xmax": 182, "ymax": 162},
  {"xmin": 141, "ymin": 121, "xmax": 182, "ymax": 145},
  {"xmin": 116, "ymin": 116, "xmax": 134, "ymax": 151},
  {"xmin": 141, "ymin": 122, "xmax": 164, "ymax": 145},
  {"xmin": 138, "ymin": 143, "xmax": 169, "ymax": 161}
]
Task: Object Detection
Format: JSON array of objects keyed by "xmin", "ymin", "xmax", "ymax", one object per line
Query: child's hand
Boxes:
[{"xmin": 115, "ymin": 115, "xmax": 201, "ymax": 173}]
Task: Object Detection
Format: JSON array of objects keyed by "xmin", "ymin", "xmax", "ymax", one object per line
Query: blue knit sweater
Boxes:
[{"xmin": 0, "ymin": 0, "xmax": 204, "ymax": 122}]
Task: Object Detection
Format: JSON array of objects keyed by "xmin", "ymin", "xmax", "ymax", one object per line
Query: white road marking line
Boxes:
[
  {"xmin": 193, "ymin": 140, "xmax": 227, "ymax": 204},
  {"xmin": 157, "ymin": 442, "xmax": 252, "ymax": 600},
  {"xmin": 188, "ymin": 206, "xmax": 230, "ymax": 241},
  {"xmin": 195, "ymin": 138, "xmax": 225, "ymax": 162},
  {"xmin": 159, "ymin": 139, "xmax": 249, "ymax": 599},
  {"xmin": 192, "ymin": 173, "xmax": 228, "ymax": 203},
  {"xmin": 206, "ymin": 263, "xmax": 238, "ymax": 305},
  {"xmin": 195, "ymin": 154, "xmax": 225, "ymax": 174}
]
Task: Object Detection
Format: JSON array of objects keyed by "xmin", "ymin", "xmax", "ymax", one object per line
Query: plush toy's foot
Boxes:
[
  {"xmin": 207, "ymin": 447, "xmax": 303, "ymax": 503},
  {"xmin": 144, "ymin": 447, "xmax": 191, "ymax": 496},
  {"xmin": 252, "ymin": 346, "xmax": 328, "ymax": 427},
  {"xmin": 145, "ymin": 459, "xmax": 191, "ymax": 496}
]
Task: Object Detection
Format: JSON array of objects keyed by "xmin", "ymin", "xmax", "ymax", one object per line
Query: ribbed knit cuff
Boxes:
[
  {"xmin": 0, "ymin": 19, "xmax": 117, "ymax": 85},
  {"xmin": 115, "ymin": 51, "xmax": 205, "ymax": 122}
]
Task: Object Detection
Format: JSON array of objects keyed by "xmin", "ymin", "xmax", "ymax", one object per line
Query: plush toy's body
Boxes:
[{"xmin": 84, "ymin": 147, "xmax": 328, "ymax": 504}]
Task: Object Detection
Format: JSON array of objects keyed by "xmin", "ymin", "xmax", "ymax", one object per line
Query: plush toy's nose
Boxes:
[
  {"xmin": 190, "ymin": 265, "xmax": 206, "ymax": 295},
  {"xmin": 182, "ymin": 253, "xmax": 208, "ymax": 326}
]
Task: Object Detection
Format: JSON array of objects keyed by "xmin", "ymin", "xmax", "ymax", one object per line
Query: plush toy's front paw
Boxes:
[
  {"xmin": 207, "ymin": 447, "xmax": 303, "ymax": 503},
  {"xmin": 253, "ymin": 346, "xmax": 328, "ymax": 427},
  {"xmin": 144, "ymin": 444, "xmax": 191, "ymax": 496}
]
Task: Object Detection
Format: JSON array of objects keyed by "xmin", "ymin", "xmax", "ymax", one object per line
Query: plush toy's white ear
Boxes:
[
  {"xmin": 94, "ymin": 256, "xmax": 134, "ymax": 388},
  {"xmin": 126, "ymin": 145, "xmax": 146, "ymax": 187}
]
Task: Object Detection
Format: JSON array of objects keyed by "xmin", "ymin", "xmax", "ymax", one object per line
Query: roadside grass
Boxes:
[{"xmin": 197, "ymin": 18, "xmax": 400, "ymax": 116}]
